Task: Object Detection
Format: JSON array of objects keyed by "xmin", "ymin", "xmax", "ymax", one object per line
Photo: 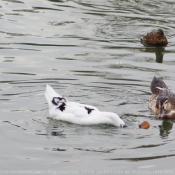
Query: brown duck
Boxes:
[
  {"xmin": 148, "ymin": 76, "xmax": 175, "ymax": 119},
  {"xmin": 141, "ymin": 29, "xmax": 168, "ymax": 46}
]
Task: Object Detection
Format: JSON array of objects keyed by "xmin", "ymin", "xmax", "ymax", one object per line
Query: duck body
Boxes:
[
  {"xmin": 148, "ymin": 77, "xmax": 175, "ymax": 119},
  {"xmin": 45, "ymin": 85, "xmax": 126, "ymax": 128},
  {"xmin": 141, "ymin": 29, "xmax": 168, "ymax": 46}
]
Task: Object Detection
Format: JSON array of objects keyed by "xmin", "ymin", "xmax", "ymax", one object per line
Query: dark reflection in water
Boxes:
[
  {"xmin": 108, "ymin": 154, "xmax": 175, "ymax": 161},
  {"xmin": 74, "ymin": 147, "xmax": 117, "ymax": 153},
  {"xmin": 46, "ymin": 119, "xmax": 65, "ymax": 138},
  {"xmin": 53, "ymin": 148, "xmax": 67, "ymax": 151},
  {"xmin": 159, "ymin": 120, "xmax": 173, "ymax": 138},
  {"xmin": 144, "ymin": 47, "xmax": 166, "ymax": 63}
]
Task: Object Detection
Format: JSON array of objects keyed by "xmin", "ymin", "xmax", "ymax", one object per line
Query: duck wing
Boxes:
[
  {"xmin": 59, "ymin": 101, "xmax": 100, "ymax": 118},
  {"xmin": 50, "ymin": 103, "xmax": 125, "ymax": 127},
  {"xmin": 141, "ymin": 31, "xmax": 156, "ymax": 45}
]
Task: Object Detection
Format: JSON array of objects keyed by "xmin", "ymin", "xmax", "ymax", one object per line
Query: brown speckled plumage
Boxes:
[
  {"xmin": 148, "ymin": 76, "xmax": 175, "ymax": 119},
  {"xmin": 141, "ymin": 29, "xmax": 168, "ymax": 46}
]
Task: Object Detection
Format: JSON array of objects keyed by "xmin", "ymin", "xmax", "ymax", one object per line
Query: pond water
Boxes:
[{"xmin": 1, "ymin": 0, "xmax": 175, "ymax": 174}]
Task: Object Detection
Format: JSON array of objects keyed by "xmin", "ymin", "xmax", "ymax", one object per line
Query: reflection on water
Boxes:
[
  {"xmin": 108, "ymin": 153, "xmax": 175, "ymax": 161},
  {"xmin": 159, "ymin": 120, "xmax": 173, "ymax": 138},
  {"xmin": 46, "ymin": 119, "xmax": 65, "ymax": 138},
  {"xmin": 144, "ymin": 47, "xmax": 166, "ymax": 63}
]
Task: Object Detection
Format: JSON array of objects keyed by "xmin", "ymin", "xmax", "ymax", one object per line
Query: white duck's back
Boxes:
[{"xmin": 45, "ymin": 85, "xmax": 126, "ymax": 128}]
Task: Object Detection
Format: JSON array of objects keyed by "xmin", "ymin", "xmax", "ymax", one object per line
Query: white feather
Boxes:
[
  {"xmin": 45, "ymin": 84, "xmax": 62, "ymax": 109},
  {"xmin": 45, "ymin": 85, "xmax": 126, "ymax": 128},
  {"xmin": 156, "ymin": 87, "xmax": 165, "ymax": 91}
]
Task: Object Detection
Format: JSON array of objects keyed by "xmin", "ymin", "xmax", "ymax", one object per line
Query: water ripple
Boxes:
[{"xmin": 1, "ymin": 0, "xmax": 175, "ymax": 171}]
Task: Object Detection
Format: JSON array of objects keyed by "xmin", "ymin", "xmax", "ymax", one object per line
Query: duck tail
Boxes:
[
  {"xmin": 150, "ymin": 76, "xmax": 168, "ymax": 94},
  {"xmin": 45, "ymin": 84, "xmax": 62, "ymax": 108}
]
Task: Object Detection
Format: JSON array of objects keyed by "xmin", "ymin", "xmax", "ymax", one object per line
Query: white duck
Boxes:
[{"xmin": 45, "ymin": 85, "xmax": 126, "ymax": 128}]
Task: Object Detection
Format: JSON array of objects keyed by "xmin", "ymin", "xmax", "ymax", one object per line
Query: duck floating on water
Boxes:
[
  {"xmin": 45, "ymin": 85, "xmax": 126, "ymax": 128},
  {"xmin": 141, "ymin": 29, "xmax": 168, "ymax": 46},
  {"xmin": 148, "ymin": 76, "xmax": 175, "ymax": 119}
]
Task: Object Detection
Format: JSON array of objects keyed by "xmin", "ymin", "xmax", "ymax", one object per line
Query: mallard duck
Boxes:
[
  {"xmin": 45, "ymin": 85, "xmax": 126, "ymax": 128},
  {"xmin": 141, "ymin": 29, "xmax": 168, "ymax": 46},
  {"xmin": 148, "ymin": 76, "xmax": 175, "ymax": 119}
]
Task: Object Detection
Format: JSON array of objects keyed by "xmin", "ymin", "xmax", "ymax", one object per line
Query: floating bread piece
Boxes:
[{"xmin": 139, "ymin": 121, "xmax": 150, "ymax": 129}]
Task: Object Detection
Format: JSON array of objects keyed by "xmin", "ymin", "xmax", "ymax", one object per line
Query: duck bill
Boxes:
[{"xmin": 158, "ymin": 108, "xmax": 164, "ymax": 119}]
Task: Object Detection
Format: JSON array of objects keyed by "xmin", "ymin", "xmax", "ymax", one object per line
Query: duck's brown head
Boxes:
[
  {"xmin": 156, "ymin": 29, "xmax": 168, "ymax": 45},
  {"xmin": 157, "ymin": 29, "xmax": 164, "ymax": 37},
  {"xmin": 158, "ymin": 98, "xmax": 172, "ymax": 119}
]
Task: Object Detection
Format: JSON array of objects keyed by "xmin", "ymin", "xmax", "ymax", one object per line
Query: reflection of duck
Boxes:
[
  {"xmin": 145, "ymin": 47, "xmax": 165, "ymax": 63},
  {"xmin": 159, "ymin": 120, "xmax": 173, "ymax": 138},
  {"xmin": 141, "ymin": 29, "xmax": 168, "ymax": 46},
  {"xmin": 148, "ymin": 76, "xmax": 175, "ymax": 119},
  {"xmin": 46, "ymin": 119, "xmax": 65, "ymax": 138},
  {"xmin": 45, "ymin": 85, "xmax": 126, "ymax": 128}
]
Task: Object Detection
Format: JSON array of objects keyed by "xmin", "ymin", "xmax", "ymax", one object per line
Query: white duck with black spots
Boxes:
[{"xmin": 45, "ymin": 85, "xmax": 126, "ymax": 128}]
